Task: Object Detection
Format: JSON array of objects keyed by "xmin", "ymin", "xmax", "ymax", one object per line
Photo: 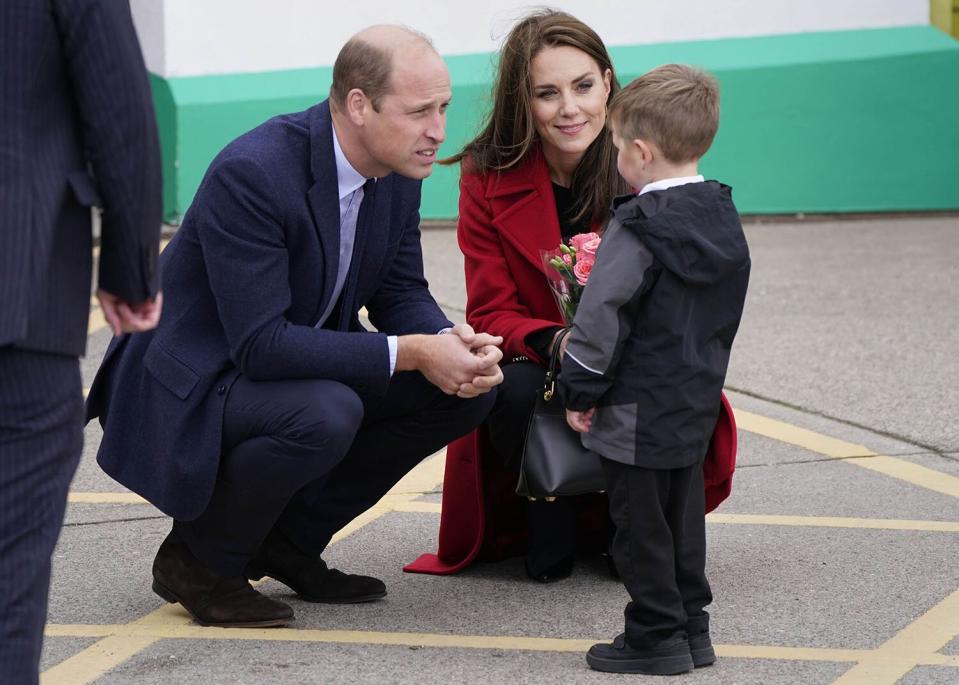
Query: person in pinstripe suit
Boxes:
[{"xmin": 0, "ymin": 1, "xmax": 162, "ymax": 681}]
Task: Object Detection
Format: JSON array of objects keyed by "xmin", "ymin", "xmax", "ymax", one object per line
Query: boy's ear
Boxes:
[{"xmin": 633, "ymin": 138, "xmax": 655, "ymax": 165}]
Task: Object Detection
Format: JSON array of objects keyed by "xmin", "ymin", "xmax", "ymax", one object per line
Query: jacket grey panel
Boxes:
[
  {"xmin": 582, "ymin": 402, "xmax": 640, "ymax": 465},
  {"xmin": 565, "ymin": 216, "xmax": 656, "ymax": 379}
]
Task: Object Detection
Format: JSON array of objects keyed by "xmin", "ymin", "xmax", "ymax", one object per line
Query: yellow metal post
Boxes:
[{"xmin": 931, "ymin": 0, "xmax": 959, "ymax": 38}]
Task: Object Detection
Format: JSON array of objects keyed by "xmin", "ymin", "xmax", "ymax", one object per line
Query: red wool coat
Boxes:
[{"xmin": 405, "ymin": 147, "xmax": 737, "ymax": 574}]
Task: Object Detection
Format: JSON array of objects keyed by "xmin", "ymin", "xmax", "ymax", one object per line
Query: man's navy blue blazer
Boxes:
[{"xmin": 88, "ymin": 101, "xmax": 453, "ymax": 521}]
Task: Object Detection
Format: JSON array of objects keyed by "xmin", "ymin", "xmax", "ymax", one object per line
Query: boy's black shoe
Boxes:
[
  {"xmin": 688, "ymin": 631, "xmax": 715, "ymax": 668},
  {"xmin": 586, "ymin": 635, "xmax": 694, "ymax": 675},
  {"xmin": 686, "ymin": 613, "xmax": 715, "ymax": 667}
]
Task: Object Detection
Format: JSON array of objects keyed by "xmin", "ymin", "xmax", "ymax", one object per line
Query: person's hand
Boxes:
[
  {"xmin": 551, "ymin": 327, "xmax": 570, "ymax": 361},
  {"xmin": 96, "ymin": 289, "xmax": 163, "ymax": 336},
  {"xmin": 446, "ymin": 323, "xmax": 504, "ymax": 397},
  {"xmin": 566, "ymin": 407, "xmax": 594, "ymax": 433},
  {"xmin": 449, "ymin": 322, "xmax": 503, "ymax": 352},
  {"xmin": 455, "ymin": 343, "xmax": 504, "ymax": 398},
  {"xmin": 397, "ymin": 333, "xmax": 501, "ymax": 396}
]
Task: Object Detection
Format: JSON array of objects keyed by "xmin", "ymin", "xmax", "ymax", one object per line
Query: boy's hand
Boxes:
[{"xmin": 566, "ymin": 407, "xmax": 594, "ymax": 433}]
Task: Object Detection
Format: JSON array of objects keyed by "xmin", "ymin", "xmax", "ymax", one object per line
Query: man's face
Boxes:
[{"xmin": 361, "ymin": 49, "xmax": 451, "ymax": 180}]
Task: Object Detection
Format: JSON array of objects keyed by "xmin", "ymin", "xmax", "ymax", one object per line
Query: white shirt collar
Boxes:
[
  {"xmin": 638, "ymin": 175, "xmax": 705, "ymax": 196},
  {"xmin": 331, "ymin": 123, "xmax": 368, "ymax": 201}
]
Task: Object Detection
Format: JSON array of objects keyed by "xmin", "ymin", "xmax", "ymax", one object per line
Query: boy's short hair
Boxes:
[{"xmin": 609, "ymin": 64, "xmax": 719, "ymax": 163}]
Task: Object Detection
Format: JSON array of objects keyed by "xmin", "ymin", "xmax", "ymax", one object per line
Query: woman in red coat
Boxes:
[{"xmin": 406, "ymin": 10, "xmax": 737, "ymax": 581}]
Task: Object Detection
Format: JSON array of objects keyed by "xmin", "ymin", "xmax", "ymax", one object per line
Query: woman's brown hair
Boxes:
[{"xmin": 444, "ymin": 9, "xmax": 629, "ymax": 227}]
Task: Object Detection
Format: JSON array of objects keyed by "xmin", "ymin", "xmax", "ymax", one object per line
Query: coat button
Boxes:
[{"xmin": 216, "ymin": 384, "xmax": 226, "ymax": 395}]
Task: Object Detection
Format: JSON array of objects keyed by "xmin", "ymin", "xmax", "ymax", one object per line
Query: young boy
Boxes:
[{"xmin": 559, "ymin": 64, "xmax": 751, "ymax": 675}]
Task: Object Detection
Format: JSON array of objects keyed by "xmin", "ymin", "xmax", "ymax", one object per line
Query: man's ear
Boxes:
[{"xmin": 345, "ymin": 88, "xmax": 369, "ymax": 125}]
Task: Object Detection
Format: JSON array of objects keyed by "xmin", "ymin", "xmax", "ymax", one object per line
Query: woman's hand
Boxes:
[{"xmin": 566, "ymin": 407, "xmax": 594, "ymax": 433}]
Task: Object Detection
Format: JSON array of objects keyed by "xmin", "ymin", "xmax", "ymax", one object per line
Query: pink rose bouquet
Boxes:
[{"xmin": 540, "ymin": 231, "xmax": 601, "ymax": 324}]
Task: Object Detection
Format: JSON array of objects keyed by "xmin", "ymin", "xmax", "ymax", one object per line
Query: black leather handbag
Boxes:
[{"xmin": 516, "ymin": 330, "xmax": 605, "ymax": 499}]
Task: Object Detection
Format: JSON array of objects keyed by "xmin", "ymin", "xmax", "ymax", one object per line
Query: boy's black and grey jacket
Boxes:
[{"xmin": 558, "ymin": 181, "xmax": 750, "ymax": 468}]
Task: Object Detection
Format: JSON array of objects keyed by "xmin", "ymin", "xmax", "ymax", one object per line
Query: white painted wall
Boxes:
[{"xmin": 131, "ymin": 0, "xmax": 930, "ymax": 78}]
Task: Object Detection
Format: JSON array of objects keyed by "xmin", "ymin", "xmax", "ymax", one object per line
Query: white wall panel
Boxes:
[{"xmin": 134, "ymin": 0, "xmax": 931, "ymax": 77}]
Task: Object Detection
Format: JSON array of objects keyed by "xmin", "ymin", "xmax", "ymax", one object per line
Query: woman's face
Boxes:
[{"xmin": 529, "ymin": 45, "xmax": 611, "ymax": 181}]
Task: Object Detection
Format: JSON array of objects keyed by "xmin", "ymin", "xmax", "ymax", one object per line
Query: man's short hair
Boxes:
[
  {"xmin": 609, "ymin": 64, "xmax": 720, "ymax": 163},
  {"xmin": 329, "ymin": 27, "xmax": 435, "ymax": 113},
  {"xmin": 329, "ymin": 38, "xmax": 393, "ymax": 112}
]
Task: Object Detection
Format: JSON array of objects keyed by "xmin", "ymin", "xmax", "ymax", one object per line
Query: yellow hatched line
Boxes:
[
  {"xmin": 390, "ymin": 501, "xmax": 959, "ymax": 533},
  {"xmin": 70, "ymin": 494, "xmax": 959, "ymax": 534},
  {"xmin": 40, "ymin": 604, "xmax": 190, "ymax": 685},
  {"xmin": 706, "ymin": 513, "xmax": 959, "ymax": 533},
  {"xmin": 41, "ymin": 620, "xmax": 959, "ymax": 668},
  {"xmin": 67, "ymin": 492, "xmax": 148, "ymax": 505},
  {"xmin": 42, "ymin": 450, "xmax": 447, "ymax": 685},
  {"xmin": 833, "ymin": 588, "xmax": 959, "ymax": 684},
  {"xmin": 736, "ymin": 410, "xmax": 959, "ymax": 499}
]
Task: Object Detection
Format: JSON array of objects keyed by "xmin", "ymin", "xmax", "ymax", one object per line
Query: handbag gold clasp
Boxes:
[{"xmin": 543, "ymin": 381, "xmax": 555, "ymax": 401}]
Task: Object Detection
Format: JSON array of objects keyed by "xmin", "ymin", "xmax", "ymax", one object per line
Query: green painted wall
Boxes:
[{"xmin": 151, "ymin": 26, "xmax": 959, "ymax": 222}]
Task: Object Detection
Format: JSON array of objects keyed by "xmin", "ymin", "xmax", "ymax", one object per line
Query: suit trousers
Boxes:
[
  {"xmin": 176, "ymin": 370, "xmax": 495, "ymax": 575},
  {"xmin": 601, "ymin": 456, "xmax": 712, "ymax": 649},
  {"xmin": 0, "ymin": 348, "xmax": 83, "ymax": 685}
]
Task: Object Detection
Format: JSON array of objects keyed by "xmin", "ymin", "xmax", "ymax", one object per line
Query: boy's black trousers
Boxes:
[{"xmin": 600, "ymin": 456, "xmax": 712, "ymax": 649}]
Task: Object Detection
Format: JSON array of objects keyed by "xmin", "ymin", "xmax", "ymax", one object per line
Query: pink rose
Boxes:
[
  {"xmin": 581, "ymin": 236, "xmax": 601, "ymax": 258},
  {"xmin": 562, "ymin": 253, "xmax": 573, "ymax": 266},
  {"xmin": 569, "ymin": 231, "xmax": 600, "ymax": 253},
  {"xmin": 573, "ymin": 259, "xmax": 593, "ymax": 285}
]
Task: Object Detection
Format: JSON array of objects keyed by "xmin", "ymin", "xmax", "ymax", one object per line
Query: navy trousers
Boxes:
[
  {"xmin": 0, "ymin": 349, "xmax": 83, "ymax": 685},
  {"xmin": 177, "ymin": 370, "xmax": 495, "ymax": 575}
]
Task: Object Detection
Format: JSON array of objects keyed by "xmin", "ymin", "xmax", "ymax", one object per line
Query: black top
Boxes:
[
  {"xmin": 552, "ymin": 182, "xmax": 592, "ymax": 239},
  {"xmin": 523, "ymin": 183, "xmax": 590, "ymax": 360}
]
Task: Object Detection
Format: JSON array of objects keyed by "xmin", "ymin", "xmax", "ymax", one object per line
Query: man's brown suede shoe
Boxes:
[
  {"xmin": 152, "ymin": 530, "xmax": 293, "ymax": 628},
  {"xmin": 246, "ymin": 529, "xmax": 387, "ymax": 603}
]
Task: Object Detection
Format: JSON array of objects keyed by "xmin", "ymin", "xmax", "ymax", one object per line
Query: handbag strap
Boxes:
[{"xmin": 542, "ymin": 327, "xmax": 571, "ymax": 401}]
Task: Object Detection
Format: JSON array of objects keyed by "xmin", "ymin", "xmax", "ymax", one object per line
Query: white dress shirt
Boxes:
[
  {"xmin": 319, "ymin": 125, "xmax": 398, "ymax": 375},
  {"xmin": 638, "ymin": 174, "xmax": 705, "ymax": 196}
]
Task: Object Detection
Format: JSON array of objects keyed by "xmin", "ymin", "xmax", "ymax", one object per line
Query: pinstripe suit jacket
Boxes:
[{"xmin": 0, "ymin": 0, "xmax": 161, "ymax": 357}]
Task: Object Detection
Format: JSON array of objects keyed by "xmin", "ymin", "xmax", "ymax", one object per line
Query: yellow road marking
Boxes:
[
  {"xmin": 40, "ymin": 620, "xmax": 959, "ymax": 668},
  {"xmin": 706, "ymin": 513, "xmax": 959, "ymax": 533},
  {"xmin": 40, "ymin": 605, "xmax": 190, "ymax": 685},
  {"xmin": 736, "ymin": 410, "xmax": 959, "ymax": 499},
  {"xmin": 844, "ymin": 455, "xmax": 959, "ymax": 499},
  {"xmin": 68, "ymin": 492, "xmax": 959, "ymax": 535},
  {"xmin": 393, "ymin": 500, "xmax": 443, "ymax": 514},
  {"xmin": 43, "ymin": 450, "xmax": 447, "ymax": 684},
  {"xmin": 389, "ymin": 500, "xmax": 959, "ymax": 534},
  {"xmin": 736, "ymin": 410, "xmax": 867, "ymax": 458},
  {"xmin": 67, "ymin": 492, "xmax": 148, "ymax": 505},
  {"xmin": 833, "ymin": 588, "xmax": 959, "ymax": 684}
]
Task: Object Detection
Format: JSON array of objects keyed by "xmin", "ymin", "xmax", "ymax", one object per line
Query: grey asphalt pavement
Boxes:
[{"xmin": 40, "ymin": 214, "xmax": 959, "ymax": 684}]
